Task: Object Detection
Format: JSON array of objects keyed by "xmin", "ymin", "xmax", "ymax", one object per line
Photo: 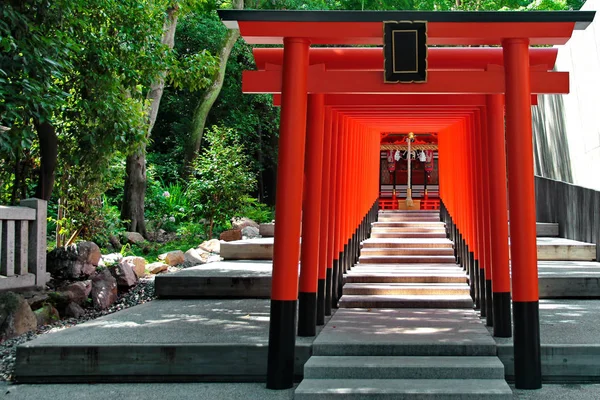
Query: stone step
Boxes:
[
  {"xmin": 361, "ymin": 238, "xmax": 454, "ymax": 248},
  {"xmin": 536, "ymin": 222, "xmax": 559, "ymax": 237},
  {"xmin": 371, "ymin": 227, "xmax": 448, "ymax": 234},
  {"xmin": 371, "ymin": 232, "xmax": 448, "ymax": 239},
  {"xmin": 343, "ymin": 283, "xmax": 470, "ymax": 296},
  {"xmin": 536, "ymin": 237, "xmax": 596, "ymax": 261},
  {"xmin": 538, "ymin": 260, "xmax": 600, "ymax": 298},
  {"xmin": 303, "ymin": 356, "xmax": 505, "ymax": 380},
  {"xmin": 294, "ymin": 379, "xmax": 512, "ymax": 399},
  {"xmin": 359, "ymin": 255, "xmax": 456, "ymax": 264},
  {"xmin": 360, "ymin": 248, "xmax": 455, "ymax": 256},
  {"xmin": 373, "ymin": 221, "xmax": 446, "ymax": 228},
  {"xmin": 344, "ymin": 273, "xmax": 467, "ymax": 284},
  {"xmin": 338, "ymin": 294, "xmax": 473, "ymax": 309},
  {"xmin": 220, "ymin": 238, "xmax": 276, "ymax": 260}
]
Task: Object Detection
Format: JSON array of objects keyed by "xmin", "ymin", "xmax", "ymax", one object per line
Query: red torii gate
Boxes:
[{"xmin": 218, "ymin": 9, "xmax": 594, "ymax": 391}]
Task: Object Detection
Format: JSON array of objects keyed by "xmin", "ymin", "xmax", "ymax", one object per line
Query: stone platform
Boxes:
[
  {"xmin": 14, "ymin": 299, "xmax": 317, "ymax": 383},
  {"xmin": 495, "ymin": 299, "xmax": 600, "ymax": 382},
  {"xmin": 153, "ymin": 260, "xmax": 600, "ymax": 299},
  {"xmin": 155, "ymin": 261, "xmax": 275, "ymax": 299}
]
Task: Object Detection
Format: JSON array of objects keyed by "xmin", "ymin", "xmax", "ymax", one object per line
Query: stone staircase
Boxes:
[{"xmin": 295, "ymin": 210, "xmax": 512, "ymax": 399}]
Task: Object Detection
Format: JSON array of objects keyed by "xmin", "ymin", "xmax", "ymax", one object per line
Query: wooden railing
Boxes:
[
  {"xmin": 378, "ymin": 197, "xmax": 440, "ymax": 210},
  {"xmin": 0, "ymin": 199, "xmax": 48, "ymax": 291}
]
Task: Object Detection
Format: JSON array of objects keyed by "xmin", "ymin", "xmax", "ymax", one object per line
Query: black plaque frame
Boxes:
[{"xmin": 383, "ymin": 21, "xmax": 428, "ymax": 83}]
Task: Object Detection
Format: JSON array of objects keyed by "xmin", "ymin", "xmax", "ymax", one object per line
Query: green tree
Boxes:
[
  {"xmin": 121, "ymin": 0, "xmax": 218, "ymax": 237},
  {"xmin": 187, "ymin": 125, "xmax": 256, "ymax": 237}
]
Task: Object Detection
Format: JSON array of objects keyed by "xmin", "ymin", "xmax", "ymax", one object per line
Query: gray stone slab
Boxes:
[
  {"xmin": 536, "ymin": 222, "xmax": 560, "ymax": 237},
  {"xmin": 155, "ymin": 261, "xmax": 275, "ymax": 298},
  {"xmin": 220, "ymin": 238, "xmax": 276, "ymax": 260},
  {"xmin": 535, "ymin": 237, "xmax": 596, "ymax": 261},
  {"xmin": 359, "ymin": 255, "xmax": 455, "ymax": 264},
  {"xmin": 512, "ymin": 383, "xmax": 600, "ymax": 399},
  {"xmin": 313, "ymin": 308, "xmax": 496, "ymax": 356},
  {"xmin": 361, "ymin": 238, "xmax": 454, "ymax": 248},
  {"xmin": 343, "ymin": 283, "xmax": 470, "ymax": 296},
  {"xmin": 294, "ymin": 378, "xmax": 512, "ymax": 399},
  {"xmin": 339, "ymin": 295, "xmax": 474, "ymax": 309},
  {"xmin": 303, "ymin": 356, "xmax": 505, "ymax": 379},
  {"xmin": 360, "ymin": 248, "xmax": 455, "ymax": 256},
  {"xmin": 0, "ymin": 382, "xmax": 296, "ymax": 400},
  {"xmin": 14, "ymin": 299, "xmax": 318, "ymax": 383},
  {"xmin": 494, "ymin": 300, "xmax": 600, "ymax": 382},
  {"xmin": 538, "ymin": 261, "xmax": 600, "ymax": 298}
]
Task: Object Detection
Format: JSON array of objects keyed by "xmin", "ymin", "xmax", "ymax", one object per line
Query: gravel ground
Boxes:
[{"xmin": 0, "ymin": 277, "xmax": 157, "ymax": 382}]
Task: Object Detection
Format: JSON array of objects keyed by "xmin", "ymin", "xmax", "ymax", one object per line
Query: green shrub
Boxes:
[{"xmin": 187, "ymin": 125, "xmax": 256, "ymax": 237}]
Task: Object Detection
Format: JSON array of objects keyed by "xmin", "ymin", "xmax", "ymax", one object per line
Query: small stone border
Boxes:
[{"xmin": 0, "ymin": 278, "xmax": 157, "ymax": 382}]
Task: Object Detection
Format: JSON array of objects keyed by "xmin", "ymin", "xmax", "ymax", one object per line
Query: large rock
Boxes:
[
  {"xmin": 59, "ymin": 281, "xmax": 92, "ymax": 305},
  {"xmin": 147, "ymin": 262, "xmax": 169, "ymax": 274},
  {"xmin": 185, "ymin": 248, "xmax": 210, "ymax": 265},
  {"xmin": 0, "ymin": 292, "xmax": 37, "ymax": 341},
  {"xmin": 120, "ymin": 256, "xmax": 146, "ymax": 278},
  {"xmin": 124, "ymin": 231, "xmax": 145, "ymax": 244},
  {"xmin": 47, "ymin": 241, "xmax": 101, "ymax": 280},
  {"xmin": 34, "ymin": 304, "xmax": 60, "ymax": 326},
  {"xmin": 231, "ymin": 217, "xmax": 259, "ymax": 230},
  {"xmin": 198, "ymin": 239, "xmax": 221, "ymax": 254},
  {"xmin": 259, "ymin": 223, "xmax": 275, "ymax": 237},
  {"xmin": 109, "ymin": 262, "xmax": 138, "ymax": 289},
  {"xmin": 220, "ymin": 229, "xmax": 242, "ymax": 242},
  {"xmin": 242, "ymin": 226, "xmax": 260, "ymax": 239},
  {"xmin": 159, "ymin": 250, "xmax": 185, "ymax": 266},
  {"xmin": 64, "ymin": 302, "xmax": 85, "ymax": 319},
  {"xmin": 91, "ymin": 270, "xmax": 118, "ymax": 310}
]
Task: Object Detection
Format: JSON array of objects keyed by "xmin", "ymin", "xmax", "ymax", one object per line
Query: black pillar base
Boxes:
[
  {"xmin": 266, "ymin": 299, "xmax": 297, "ymax": 390},
  {"xmin": 338, "ymin": 250, "xmax": 345, "ymax": 298},
  {"xmin": 472, "ymin": 254, "xmax": 480, "ymax": 310},
  {"xmin": 331, "ymin": 260, "xmax": 339, "ymax": 309},
  {"xmin": 325, "ymin": 268, "xmax": 332, "ymax": 316},
  {"xmin": 298, "ymin": 292, "xmax": 317, "ymax": 337},
  {"xmin": 485, "ymin": 279, "xmax": 493, "ymax": 327},
  {"xmin": 493, "ymin": 292, "xmax": 512, "ymax": 337},
  {"xmin": 316, "ymin": 279, "xmax": 325, "ymax": 325},
  {"xmin": 479, "ymin": 269, "xmax": 486, "ymax": 317},
  {"xmin": 513, "ymin": 301, "xmax": 542, "ymax": 389}
]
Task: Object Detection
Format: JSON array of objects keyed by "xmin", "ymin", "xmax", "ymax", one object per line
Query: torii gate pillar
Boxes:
[
  {"xmin": 503, "ymin": 38, "xmax": 542, "ymax": 390},
  {"xmin": 267, "ymin": 37, "xmax": 310, "ymax": 390}
]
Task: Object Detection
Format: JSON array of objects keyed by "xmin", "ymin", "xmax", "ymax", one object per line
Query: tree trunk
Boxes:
[
  {"xmin": 184, "ymin": 0, "xmax": 243, "ymax": 166},
  {"xmin": 121, "ymin": 6, "xmax": 178, "ymax": 236},
  {"xmin": 121, "ymin": 144, "xmax": 148, "ymax": 236},
  {"xmin": 34, "ymin": 121, "xmax": 57, "ymax": 200}
]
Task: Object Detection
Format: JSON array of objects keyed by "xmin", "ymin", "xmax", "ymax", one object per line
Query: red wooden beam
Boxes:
[
  {"xmin": 253, "ymin": 47, "xmax": 558, "ymax": 71},
  {"xmin": 271, "ymin": 94, "xmax": 539, "ymax": 106},
  {"xmin": 244, "ymin": 70, "xmax": 568, "ymax": 95}
]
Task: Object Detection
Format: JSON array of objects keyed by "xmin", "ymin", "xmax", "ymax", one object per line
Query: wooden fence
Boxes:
[{"xmin": 0, "ymin": 199, "xmax": 48, "ymax": 291}]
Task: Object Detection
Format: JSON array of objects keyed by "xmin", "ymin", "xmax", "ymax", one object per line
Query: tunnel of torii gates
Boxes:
[{"xmin": 218, "ymin": 9, "xmax": 594, "ymax": 391}]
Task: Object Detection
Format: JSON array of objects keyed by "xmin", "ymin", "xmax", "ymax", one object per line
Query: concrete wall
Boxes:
[
  {"xmin": 535, "ymin": 176, "xmax": 600, "ymax": 260},
  {"xmin": 532, "ymin": 0, "xmax": 600, "ymax": 190}
]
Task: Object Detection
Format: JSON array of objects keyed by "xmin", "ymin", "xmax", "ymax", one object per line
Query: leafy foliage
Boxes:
[{"xmin": 187, "ymin": 125, "xmax": 256, "ymax": 237}]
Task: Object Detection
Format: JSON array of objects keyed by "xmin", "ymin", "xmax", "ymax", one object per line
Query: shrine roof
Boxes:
[{"xmin": 218, "ymin": 10, "xmax": 595, "ymax": 45}]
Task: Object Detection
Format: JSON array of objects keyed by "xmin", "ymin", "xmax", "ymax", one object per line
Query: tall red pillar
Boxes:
[
  {"xmin": 486, "ymin": 94, "xmax": 512, "ymax": 338},
  {"xmin": 266, "ymin": 37, "xmax": 310, "ymax": 390},
  {"xmin": 298, "ymin": 93, "xmax": 325, "ymax": 337},
  {"xmin": 503, "ymin": 38, "xmax": 541, "ymax": 390},
  {"xmin": 317, "ymin": 108, "xmax": 333, "ymax": 325}
]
